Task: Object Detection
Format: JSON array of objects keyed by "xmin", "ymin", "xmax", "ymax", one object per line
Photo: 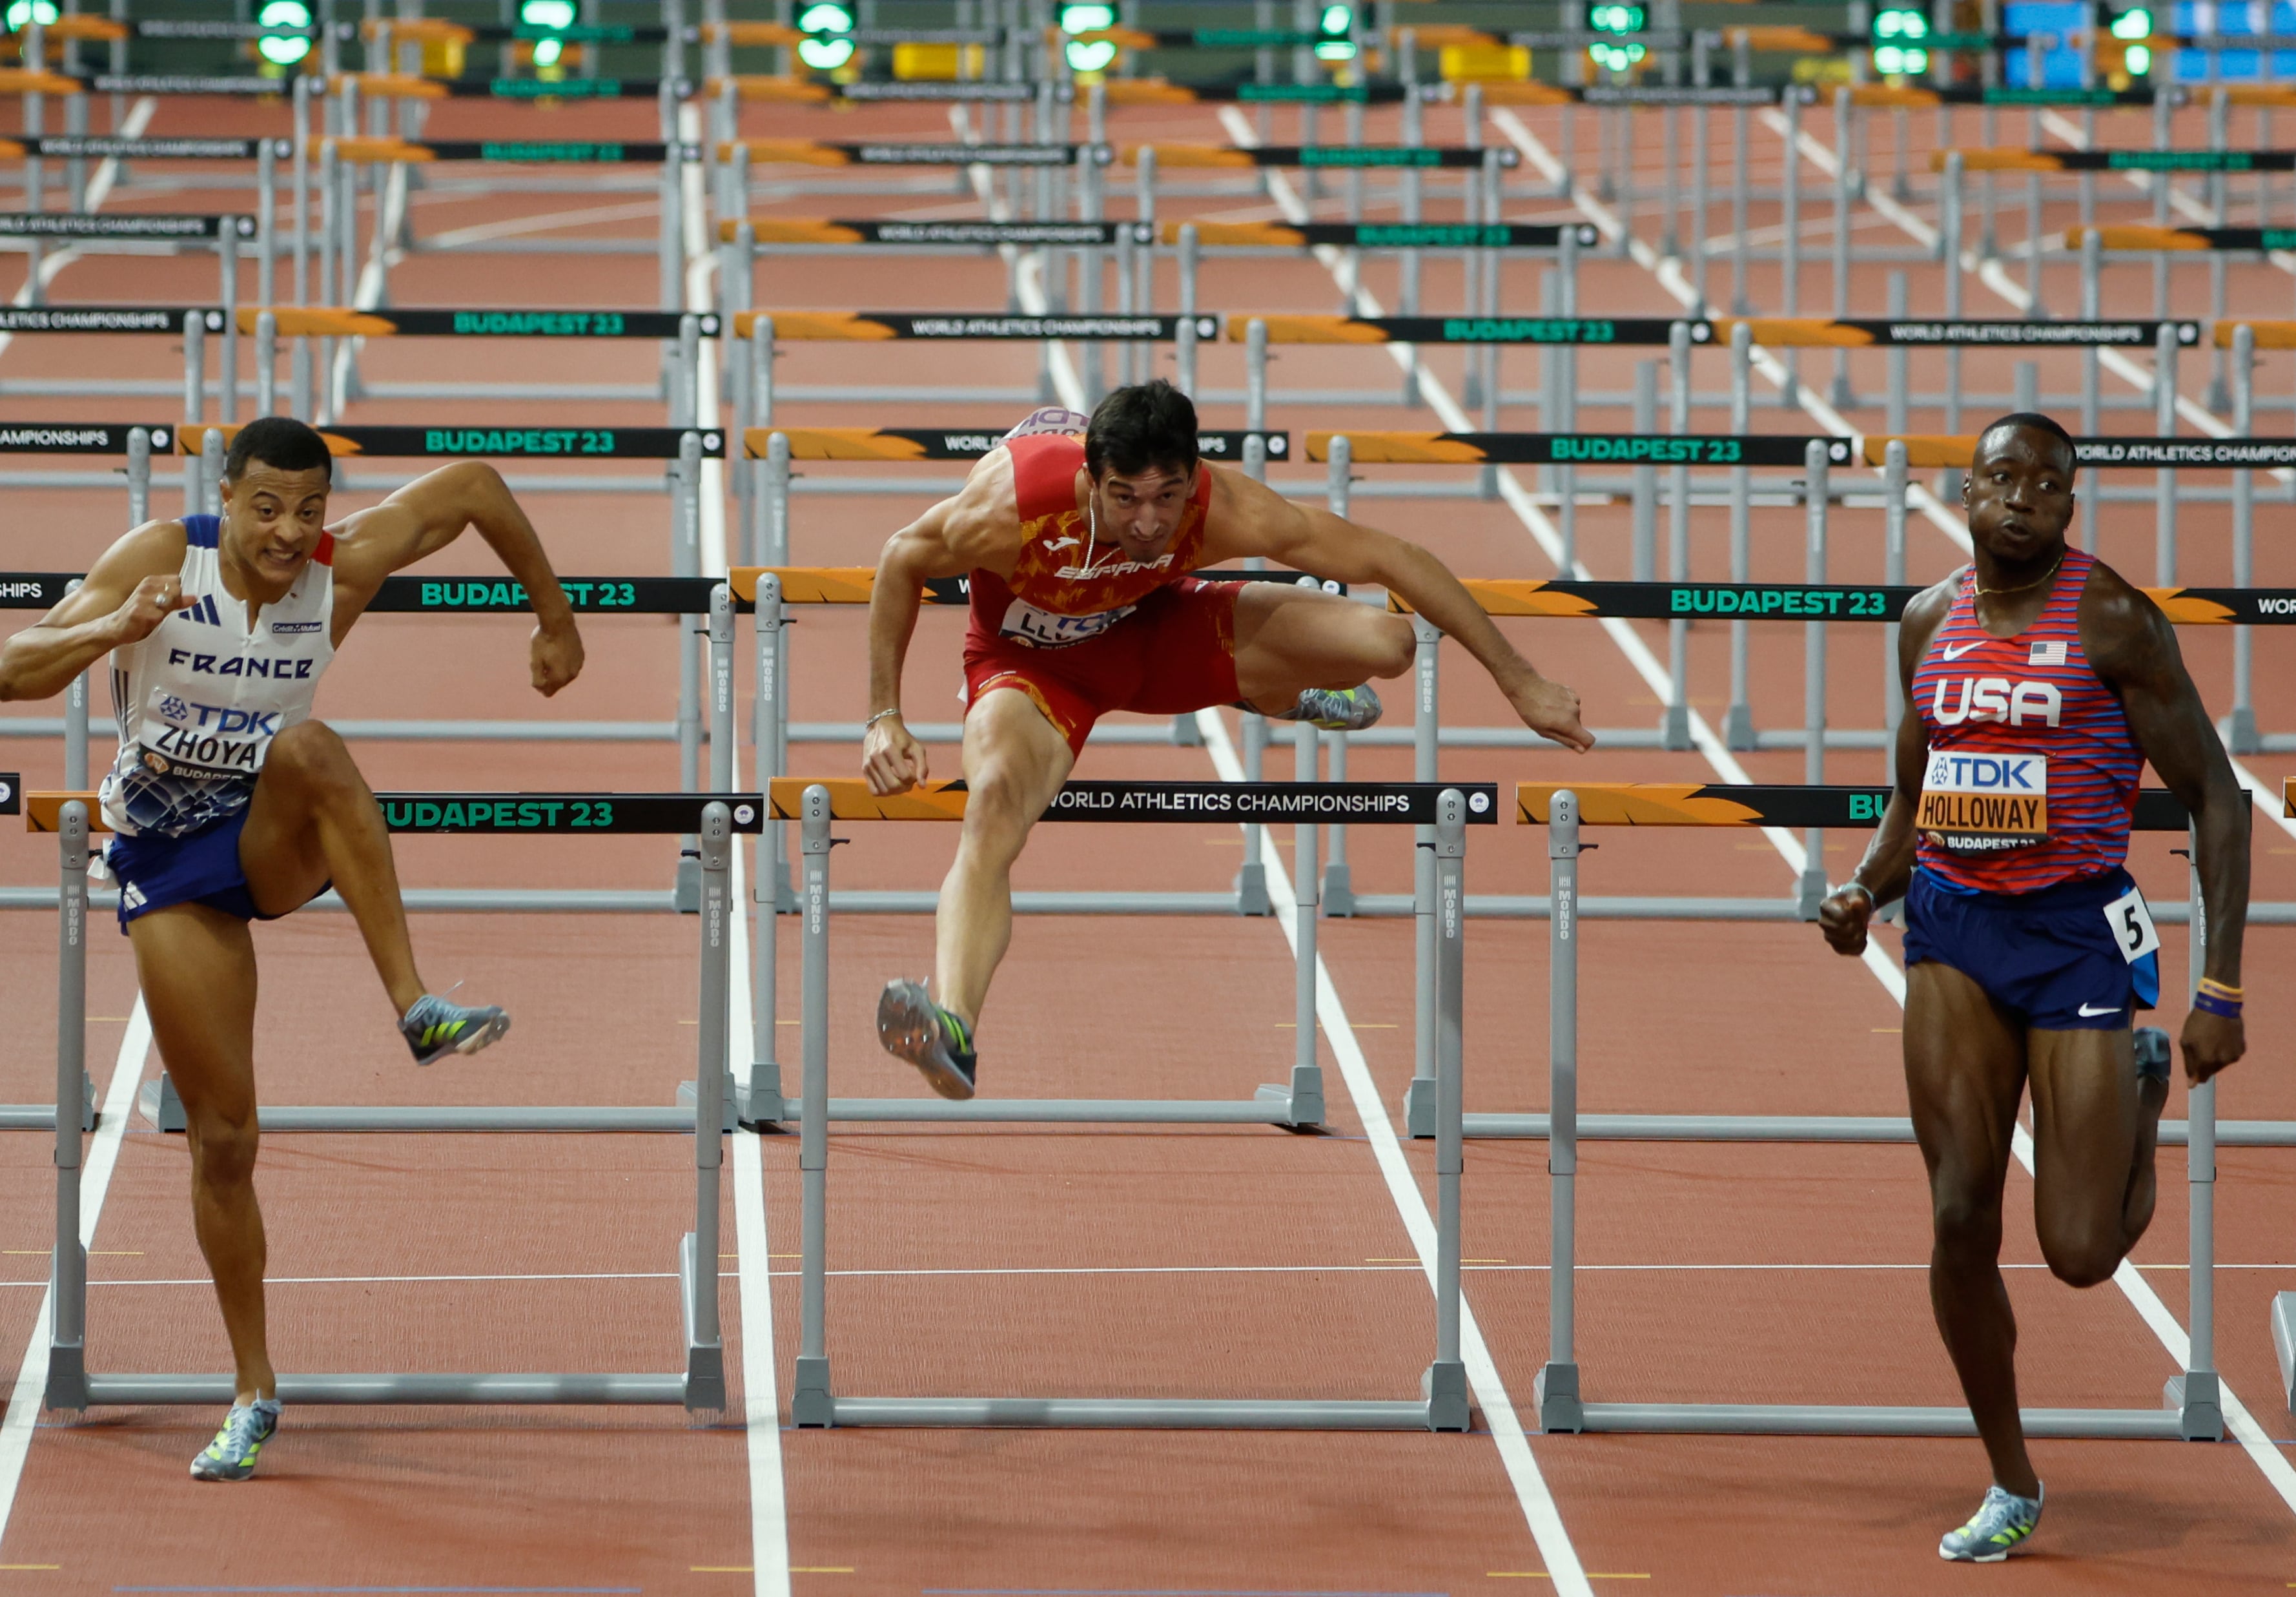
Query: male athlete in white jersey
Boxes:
[{"xmin": 0, "ymin": 417, "xmax": 585, "ymax": 1481}]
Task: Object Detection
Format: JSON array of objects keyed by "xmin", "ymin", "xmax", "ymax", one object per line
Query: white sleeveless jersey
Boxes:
[{"xmin": 99, "ymin": 514, "xmax": 336, "ymax": 838}]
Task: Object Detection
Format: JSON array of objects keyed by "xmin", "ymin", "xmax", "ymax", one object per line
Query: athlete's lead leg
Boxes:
[
  {"xmin": 1903, "ymin": 960, "xmax": 2040, "ymax": 1501},
  {"xmin": 237, "ymin": 719, "xmax": 423, "ymax": 1015},
  {"xmin": 128, "ymin": 904, "xmax": 274, "ymax": 1405},
  {"xmin": 936, "ymin": 686, "xmax": 1075, "ymax": 1030},
  {"xmin": 1229, "ymin": 583, "xmax": 1414, "ymax": 712}
]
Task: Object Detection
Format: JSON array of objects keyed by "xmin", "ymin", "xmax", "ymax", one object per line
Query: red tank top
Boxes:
[
  {"xmin": 1910, "ymin": 546, "xmax": 2142, "ymax": 892},
  {"xmin": 964, "ymin": 433, "xmax": 1213, "ymax": 650}
]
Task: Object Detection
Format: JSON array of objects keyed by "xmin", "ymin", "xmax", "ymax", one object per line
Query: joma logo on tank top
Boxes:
[{"xmin": 1909, "ymin": 547, "xmax": 2142, "ymax": 894}]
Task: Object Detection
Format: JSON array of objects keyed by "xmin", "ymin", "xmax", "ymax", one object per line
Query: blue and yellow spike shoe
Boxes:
[
  {"xmin": 1939, "ymin": 1483, "xmax": 2042, "ymax": 1561},
  {"xmin": 399, "ymin": 993, "xmax": 511, "ymax": 1067},
  {"xmin": 876, "ymin": 980, "xmax": 977, "ymax": 1101},
  {"xmin": 189, "ymin": 1397, "xmax": 280, "ymax": 1482},
  {"xmin": 1266, "ymin": 685, "xmax": 1384, "ymax": 732}
]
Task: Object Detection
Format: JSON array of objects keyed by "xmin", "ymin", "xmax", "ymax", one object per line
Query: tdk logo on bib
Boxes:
[{"xmin": 1925, "ymin": 752, "xmax": 2044, "ymax": 792}]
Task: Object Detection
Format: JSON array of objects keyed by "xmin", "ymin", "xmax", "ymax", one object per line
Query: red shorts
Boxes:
[{"xmin": 961, "ymin": 578, "xmax": 1241, "ymax": 757}]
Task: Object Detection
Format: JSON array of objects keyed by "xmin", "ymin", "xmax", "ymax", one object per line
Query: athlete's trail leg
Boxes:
[
  {"xmin": 2029, "ymin": 1026, "xmax": 2160, "ymax": 1283},
  {"xmin": 1905, "ymin": 961, "xmax": 2040, "ymax": 1500},
  {"xmin": 129, "ymin": 904, "xmax": 274, "ymax": 1405},
  {"xmin": 1230, "ymin": 584, "xmax": 1415, "ymax": 712},
  {"xmin": 238, "ymin": 719, "xmax": 424, "ymax": 1015},
  {"xmin": 936, "ymin": 687, "xmax": 1074, "ymax": 1029}
]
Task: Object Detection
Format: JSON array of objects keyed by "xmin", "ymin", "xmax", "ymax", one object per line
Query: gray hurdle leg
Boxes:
[
  {"xmin": 1263, "ymin": 719, "xmax": 1325, "ymax": 1129},
  {"xmin": 681, "ymin": 802, "xmax": 732, "ymax": 1412},
  {"xmin": 1403, "ymin": 615, "xmax": 1441, "ymax": 1137},
  {"xmin": 1535, "ymin": 790, "xmax": 1583, "ymax": 1432},
  {"xmin": 791, "ymin": 785, "xmax": 834, "ymax": 1427},
  {"xmin": 2226, "ymin": 325, "xmax": 2259, "ymax": 753},
  {"xmin": 742, "ymin": 575, "xmax": 788, "ymax": 1124},
  {"xmin": 46, "ymin": 803, "xmax": 91, "ymax": 1414},
  {"xmin": 2170, "ymin": 820, "xmax": 2224, "ymax": 1439},
  {"xmin": 1426, "ymin": 788, "xmax": 1470, "ymax": 1431},
  {"xmin": 1797, "ymin": 440, "xmax": 1829, "ymax": 920}
]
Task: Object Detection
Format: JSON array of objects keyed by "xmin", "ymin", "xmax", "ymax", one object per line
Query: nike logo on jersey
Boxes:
[
  {"xmin": 1940, "ymin": 639, "xmax": 1985, "ymax": 660},
  {"xmin": 2077, "ymin": 1002, "xmax": 2123, "ymax": 1017}
]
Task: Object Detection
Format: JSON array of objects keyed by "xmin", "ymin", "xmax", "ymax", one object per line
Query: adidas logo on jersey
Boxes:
[{"xmin": 181, "ymin": 593, "xmax": 222, "ymax": 626}]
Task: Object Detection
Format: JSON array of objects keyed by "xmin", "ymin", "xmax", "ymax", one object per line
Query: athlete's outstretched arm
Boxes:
[
  {"xmin": 863, "ymin": 493, "xmax": 970, "ymax": 795},
  {"xmin": 2088, "ymin": 575, "xmax": 2248, "ymax": 1081},
  {"xmin": 0, "ymin": 520, "xmax": 188, "ymax": 702},
  {"xmin": 325, "ymin": 461, "xmax": 582, "ymax": 695},
  {"xmin": 1819, "ymin": 582, "xmax": 1951, "ymax": 955},
  {"xmin": 1214, "ymin": 471, "xmax": 1594, "ymax": 752}
]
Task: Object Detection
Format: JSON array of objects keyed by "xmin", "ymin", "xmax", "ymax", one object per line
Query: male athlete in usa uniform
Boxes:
[
  {"xmin": 861, "ymin": 382, "xmax": 1595, "ymax": 1100},
  {"xmin": 0, "ymin": 417, "xmax": 585, "ymax": 1482},
  {"xmin": 1817, "ymin": 414, "xmax": 2250, "ymax": 1561}
]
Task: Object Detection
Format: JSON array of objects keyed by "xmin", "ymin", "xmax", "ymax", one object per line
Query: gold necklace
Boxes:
[{"xmin": 1973, "ymin": 551, "xmax": 2064, "ymax": 599}]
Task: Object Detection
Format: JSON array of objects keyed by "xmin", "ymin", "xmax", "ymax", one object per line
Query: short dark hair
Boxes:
[
  {"xmin": 225, "ymin": 415, "xmax": 333, "ymax": 484},
  {"xmin": 1978, "ymin": 411, "xmax": 2076, "ymax": 474},
  {"xmin": 1085, "ymin": 380, "xmax": 1198, "ymax": 480}
]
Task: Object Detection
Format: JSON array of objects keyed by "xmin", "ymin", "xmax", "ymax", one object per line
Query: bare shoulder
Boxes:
[
  {"xmin": 939, "ymin": 445, "xmax": 1025, "ymax": 569},
  {"xmin": 85, "ymin": 518, "xmax": 189, "ymax": 592},
  {"xmin": 2076, "ymin": 553, "xmax": 2174, "ymax": 679},
  {"xmin": 1895, "ymin": 572, "xmax": 1960, "ymax": 674}
]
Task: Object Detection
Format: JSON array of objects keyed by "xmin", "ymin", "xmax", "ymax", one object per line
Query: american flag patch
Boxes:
[{"xmin": 2029, "ymin": 639, "xmax": 2069, "ymax": 666}]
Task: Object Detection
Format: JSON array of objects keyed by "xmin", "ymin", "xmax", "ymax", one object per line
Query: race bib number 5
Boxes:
[
  {"xmin": 999, "ymin": 597, "xmax": 1133, "ymax": 649},
  {"xmin": 2102, "ymin": 883, "xmax": 2160, "ymax": 964},
  {"xmin": 1917, "ymin": 750, "xmax": 2048, "ymax": 854}
]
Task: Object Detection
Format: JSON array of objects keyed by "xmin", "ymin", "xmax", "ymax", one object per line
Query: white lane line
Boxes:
[
  {"xmin": 0, "ymin": 1002, "xmax": 152, "ymax": 1549},
  {"xmin": 1196, "ymin": 711, "xmax": 1595, "ymax": 1597},
  {"xmin": 682, "ymin": 96, "xmax": 793, "ymax": 1597},
  {"xmin": 1456, "ymin": 105, "xmax": 2296, "ymax": 1520}
]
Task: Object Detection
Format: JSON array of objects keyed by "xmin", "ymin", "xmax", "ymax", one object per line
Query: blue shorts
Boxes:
[
  {"xmin": 105, "ymin": 805, "xmax": 322, "ymax": 934},
  {"xmin": 1903, "ymin": 865, "xmax": 2160, "ymax": 1031}
]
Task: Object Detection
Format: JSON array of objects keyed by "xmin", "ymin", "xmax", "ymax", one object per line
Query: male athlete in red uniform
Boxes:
[
  {"xmin": 860, "ymin": 381, "xmax": 1593, "ymax": 1097},
  {"xmin": 1818, "ymin": 414, "xmax": 2249, "ymax": 1561}
]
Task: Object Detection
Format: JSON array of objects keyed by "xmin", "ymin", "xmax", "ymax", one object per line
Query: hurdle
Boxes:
[
  {"xmin": 235, "ymin": 303, "xmax": 716, "ymax": 418},
  {"xmin": 725, "ymin": 316, "xmax": 1243, "ymax": 557},
  {"xmin": 312, "ymin": 135, "xmax": 694, "ymax": 351},
  {"xmin": 32, "ymin": 794, "xmax": 731, "ymax": 1411},
  {"xmin": 0, "ymin": 214, "xmax": 256, "ymax": 409},
  {"xmin": 1522, "ymin": 783, "xmax": 2240, "ymax": 1441},
  {"xmin": 773, "ymin": 778, "xmax": 1476, "ymax": 1428}
]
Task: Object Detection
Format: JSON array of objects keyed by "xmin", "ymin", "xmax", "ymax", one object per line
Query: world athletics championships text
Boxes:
[{"xmin": 1045, "ymin": 789, "xmax": 1417, "ymax": 816}]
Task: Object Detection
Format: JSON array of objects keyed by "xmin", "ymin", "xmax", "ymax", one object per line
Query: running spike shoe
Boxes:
[
  {"xmin": 1265, "ymin": 685, "xmax": 1384, "ymax": 732},
  {"xmin": 2134, "ymin": 1025, "xmax": 2173, "ymax": 1084},
  {"xmin": 189, "ymin": 1396, "xmax": 281, "ymax": 1482},
  {"xmin": 1938, "ymin": 1483, "xmax": 2043, "ymax": 1562},
  {"xmin": 400, "ymin": 993, "xmax": 511, "ymax": 1067},
  {"xmin": 877, "ymin": 979, "xmax": 978, "ymax": 1101}
]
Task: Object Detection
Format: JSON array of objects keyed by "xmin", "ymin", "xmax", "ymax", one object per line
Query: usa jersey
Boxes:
[
  {"xmin": 1911, "ymin": 546, "xmax": 2142, "ymax": 893},
  {"xmin": 100, "ymin": 514, "xmax": 335, "ymax": 838}
]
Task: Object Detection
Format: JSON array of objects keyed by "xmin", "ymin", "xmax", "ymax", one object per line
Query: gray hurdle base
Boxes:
[
  {"xmin": 783, "ymin": 781, "xmax": 1473, "ymax": 1432},
  {"xmin": 1526, "ymin": 789, "xmax": 2224, "ymax": 1443},
  {"xmin": 41, "ymin": 799, "xmax": 731, "ymax": 1413}
]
